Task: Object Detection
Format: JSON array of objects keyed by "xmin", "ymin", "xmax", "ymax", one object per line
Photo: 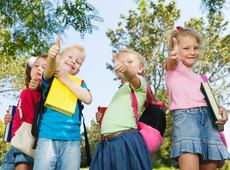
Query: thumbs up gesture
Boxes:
[
  {"xmin": 48, "ymin": 37, "xmax": 60, "ymax": 58},
  {"xmin": 29, "ymin": 76, "xmax": 41, "ymax": 91},
  {"xmin": 169, "ymin": 37, "xmax": 180, "ymax": 65},
  {"xmin": 113, "ymin": 53, "xmax": 127, "ymax": 73}
]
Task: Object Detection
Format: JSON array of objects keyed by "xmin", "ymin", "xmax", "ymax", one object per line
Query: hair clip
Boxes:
[
  {"xmin": 176, "ymin": 26, "xmax": 183, "ymax": 30},
  {"xmin": 28, "ymin": 56, "xmax": 38, "ymax": 68}
]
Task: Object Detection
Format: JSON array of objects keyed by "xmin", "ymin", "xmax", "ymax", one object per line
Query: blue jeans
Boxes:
[{"xmin": 33, "ymin": 138, "xmax": 81, "ymax": 170}]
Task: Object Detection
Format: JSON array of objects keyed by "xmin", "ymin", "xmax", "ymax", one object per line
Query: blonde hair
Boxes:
[
  {"xmin": 117, "ymin": 49, "xmax": 143, "ymax": 64},
  {"xmin": 168, "ymin": 28, "xmax": 201, "ymax": 54},
  {"xmin": 60, "ymin": 44, "xmax": 86, "ymax": 60}
]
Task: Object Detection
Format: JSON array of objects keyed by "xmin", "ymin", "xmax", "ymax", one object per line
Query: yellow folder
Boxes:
[{"xmin": 44, "ymin": 75, "xmax": 82, "ymax": 116}]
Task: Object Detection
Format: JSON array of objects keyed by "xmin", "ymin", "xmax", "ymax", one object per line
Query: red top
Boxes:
[{"xmin": 11, "ymin": 87, "xmax": 40, "ymax": 139}]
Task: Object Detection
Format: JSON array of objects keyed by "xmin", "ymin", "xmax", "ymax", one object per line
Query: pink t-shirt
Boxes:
[
  {"xmin": 11, "ymin": 87, "xmax": 40, "ymax": 139},
  {"xmin": 165, "ymin": 61, "xmax": 207, "ymax": 112}
]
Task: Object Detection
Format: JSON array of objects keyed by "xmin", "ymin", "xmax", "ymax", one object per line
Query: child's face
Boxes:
[
  {"xmin": 30, "ymin": 57, "xmax": 47, "ymax": 79},
  {"xmin": 56, "ymin": 48, "xmax": 84, "ymax": 75},
  {"xmin": 178, "ymin": 36, "xmax": 200, "ymax": 69},
  {"xmin": 117, "ymin": 52, "xmax": 143, "ymax": 75}
]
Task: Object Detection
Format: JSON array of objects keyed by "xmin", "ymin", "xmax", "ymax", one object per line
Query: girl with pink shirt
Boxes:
[
  {"xmin": 165, "ymin": 27, "xmax": 230, "ymax": 170},
  {"xmin": 2, "ymin": 54, "xmax": 47, "ymax": 170}
]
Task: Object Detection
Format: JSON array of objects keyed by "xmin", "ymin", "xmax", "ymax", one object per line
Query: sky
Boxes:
[{"xmin": 1, "ymin": 0, "xmax": 230, "ymax": 151}]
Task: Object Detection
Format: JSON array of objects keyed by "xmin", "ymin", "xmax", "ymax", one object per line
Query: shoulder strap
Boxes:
[
  {"xmin": 201, "ymin": 75, "xmax": 208, "ymax": 82},
  {"xmin": 130, "ymin": 88, "xmax": 141, "ymax": 129},
  {"xmin": 32, "ymin": 78, "xmax": 54, "ymax": 149},
  {"xmin": 78, "ymin": 100, "xmax": 91, "ymax": 166},
  {"xmin": 18, "ymin": 98, "xmax": 23, "ymax": 119}
]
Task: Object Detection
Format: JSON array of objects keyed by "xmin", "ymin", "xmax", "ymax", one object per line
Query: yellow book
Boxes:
[{"xmin": 44, "ymin": 75, "xmax": 82, "ymax": 116}]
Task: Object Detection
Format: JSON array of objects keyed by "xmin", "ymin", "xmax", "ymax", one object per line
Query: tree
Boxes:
[
  {"xmin": 0, "ymin": 0, "xmax": 103, "ymax": 97},
  {"xmin": 0, "ymin": 119, "xmax": 10, "ymax": 166},
  {"xmin": 0, "ymin": 0, "xmax": 103, "ymax": 59},
  {"xmin": 80, "ymin": 119, "xmax": 100, "ymax": 167},
  {"xmin": 106, "ymin": 0, "xmax": 230, "ymax": 166},
  {"xmin": 200, "ymin": 0, "xmax": 227, "ymax": 15},
  {"xmin": 0, "ymin": 55, "xmax": 28, "ymax": 99},
  {"xmin": 133, "ymin": 0, "xmax": 228, "ymax": 17}
]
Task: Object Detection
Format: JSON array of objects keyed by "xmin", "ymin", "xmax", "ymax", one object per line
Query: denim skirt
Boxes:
[
  {"xmin": 170, "ymin": 107, "xmax": 230, "ymax": 166},
  {"xmin": 89, "ymin": 129, "xmax": 152, "ymax": 170},
  {"xmin": 1, "ymin": 145, "xmax": 34, "ymax": 170}
]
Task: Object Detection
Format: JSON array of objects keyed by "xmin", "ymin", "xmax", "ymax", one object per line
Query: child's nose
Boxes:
[
  {"xmin": 190, "ymin": 49, "xmax": 195, "ymax": 55},
  {"xmin": 37, "ymin": 66, "xmax": 42, "ymax": 71}
]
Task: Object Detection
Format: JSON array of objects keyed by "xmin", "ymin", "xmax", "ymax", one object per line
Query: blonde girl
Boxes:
[
  {"xmin": 165, "ymin": 27, "xmax": 230, "ymax": 170},
  {"xmin": 90, "ymin": 49, "xmax": 152, "ymax": 170}
]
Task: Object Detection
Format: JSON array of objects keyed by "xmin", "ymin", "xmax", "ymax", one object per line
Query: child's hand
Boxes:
[
  {"xmin": 29, "ymin": 76, "xmax": 40, "ymax": 91},
  {"xmin": 216, "ymin": 106, "xmax": 228, "ymax": 125},
  {"xmin": 4, "ymin": 113, "xmax": 12, "ymax": 124},
  {"xmin": 48, "ymin": 37, "xmax": 60, "ymax": 58},
  {"xmin": 54, "ymin": 68, "xmax": 69, "ymax": 84},
  {"xmin": 169, "ymin": 37, "xmax": 180, "ymax": 65},
  {"xmin": 96, "ymin": 112, "xmax": 103, "ymax": 123},
  {"xmin": 113, "ymin": 53, "xmax": 127, "ymax": 74}
]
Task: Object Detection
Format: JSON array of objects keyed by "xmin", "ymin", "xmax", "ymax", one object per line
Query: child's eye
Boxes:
[
  {"xmin": 42, "ymin": 66, "xmax": 46, "ymax": 70},
  {"xmin": 68, "ymin": 55, "xmax": 72, "ymax": 58},
  {"xmin": 128, "ymin": 60, "xmax": 133, "ymax": 63},
  {"xmin": 34, "ymin": 64, "xmax": 39, "ymax": 67}
]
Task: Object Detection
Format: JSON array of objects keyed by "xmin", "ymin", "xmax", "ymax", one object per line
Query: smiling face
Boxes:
[
  {"xmin": 117, "ymin": 51, "xmax": 143, "ymax": 76},
  {"xmin": 30, "ymin": 57, "xmax": 47, "ymax": 79},
  {"xmin": 56, "ymin": 48, "xmax": 84, "ymax": 75},
  {"xmin": 178, "ymin": 36, "xmax": 200, "ymax": 70}
]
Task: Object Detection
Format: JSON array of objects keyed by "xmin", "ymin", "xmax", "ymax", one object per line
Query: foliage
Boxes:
[
  {"xmin": 80, "ymin": 119, "xmax": 100, "ymax": 167},
  {"xmin": 218, "ymin": 160, "xmax": 230, "ymax": 170},
  {"xmin": 134, "ymin": 0, "xmax": 228, "ymax": 17},
  {"xmin": 200, "ymin": 0, "xmax": 227, "ymax": 15},
  {"xmin": 0, "ymin": 0, "xmax": 103, "ymax": 98},
  {"xmin": 187, "ymin": 13, "xmax": 230, "ymax": 106},
  {"xmin": 106, "ymin": 0, "xmax": 230, "ymax": 166},
  {"xmin": 0, "ymin": 55, "xmax": 28, "ymax": 99},
  {"xmin": 0, "ymin": 119, "xmax": 11, "ymax": 166}
]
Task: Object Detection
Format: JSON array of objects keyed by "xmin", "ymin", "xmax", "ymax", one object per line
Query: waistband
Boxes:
[{"xmin": 101, "ymin": 129, "xmax": 134, "ymax": 141}]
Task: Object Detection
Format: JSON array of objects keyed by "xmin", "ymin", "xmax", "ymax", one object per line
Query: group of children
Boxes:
[{"xmin": 1, "ymin": 27, "xmax": 230, "ymax": 170}]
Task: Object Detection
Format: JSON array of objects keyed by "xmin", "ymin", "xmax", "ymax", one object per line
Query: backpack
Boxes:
[
  {"xmin": 31, "ymin": 78, "xmax": 91, "ymax": 166},
  {"xmin": 131, "ymin": 80, "xmax": 166, "ymax": 154}
]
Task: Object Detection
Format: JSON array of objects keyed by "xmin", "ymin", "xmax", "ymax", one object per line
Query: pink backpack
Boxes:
[{"xmin": 131, "ymin": 82, "xmax": 165, "ymax": 154}]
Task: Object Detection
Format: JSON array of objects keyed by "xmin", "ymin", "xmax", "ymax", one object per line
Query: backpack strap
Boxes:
[
  {"xmin": 78, "ymin": 79, "xmax": 91, "ymax": 166},
  {"xmin": 32, "ymin": 78, "xmax": 53, "ymax": 149},
  {"xmin": 140, "ymin": 75, "xmax": 165, "ymax": 109},
  {"xmin": 78, "ymin": 100, "xmax": 91, "ymax": 166},
  {"xmin": 200, "ymin": 75, "xmax": 208, "ymax": 82},
  {"xmin": 130, "ymin": 88, "xmax": 141, "ymax": 129}
]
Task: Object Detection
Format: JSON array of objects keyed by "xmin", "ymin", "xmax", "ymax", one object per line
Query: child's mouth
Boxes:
[{"xmin": 66, "ymin": 63, "xmax": 74, "ymax": 69}]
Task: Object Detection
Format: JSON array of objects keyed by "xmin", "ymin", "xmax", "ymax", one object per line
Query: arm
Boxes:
[
  {"xmin": 166, "ymin": 37, "xmax": 180, "ymax": 71},
  {"xmin": 29, "ymin": 77, "xmax": 41, "ymax": 91},
  {"xmin": 215, "ymin": 102, "xmax": 228, "ymax": 125},
  {"xmin": 4, "ymin": 113, "xmax": 12, "ymax": 124},
  {"xmin": 96, "ymin": 111, "xmax": 103, "ymax": 123},
  {"xmin": 43, "ymin": 37, "xmax": 60, "ymax": 80},
  {"xmin": 54, "ymin": 68, "xmax": 92, "ymax": 104}
]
